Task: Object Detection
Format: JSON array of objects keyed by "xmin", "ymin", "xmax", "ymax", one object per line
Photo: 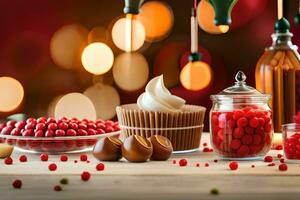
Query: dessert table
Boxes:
[{"xmin": 0, "ymin": 132, "xmax": 299, "ymax": 200}]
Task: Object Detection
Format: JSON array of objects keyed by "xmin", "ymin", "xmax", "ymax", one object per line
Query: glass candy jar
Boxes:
[
  {"xmin": 210, "ymin": 71, "xmax": 273, "ymax": 160},
  {"xmin": 255, "ymin": 18, "xmax": 300, "ymax": 132}
]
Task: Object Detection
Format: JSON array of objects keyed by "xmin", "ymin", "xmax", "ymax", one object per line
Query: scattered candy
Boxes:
[
  {"xmin": 267, "ymin": 163, "xmax": 276, "ymax": 167},
  {"xmin": 4, "ymin": 157, "xmax": 13, "ymax": 165},
  {"xmin": 213, "ymin": 159, "xmax": 218, "ymax": 163},
  {"xmin": 54, "ymin": 185, "xmax": 62, "ymax": 191},
  {"xmin": 277, "ymin": 154, "xmax": 283, "ymax": 159},
  {"xmin": 81, "ymin": 171, "xmax": 91, "ymax": 181},
  {"xmin": 275, "ymin": 145, "xmax": 283, "ymax": 150},
  {"xmin": 205, "ymin": 163, "xmax": 209, "ymax": 167},
  {"xmin": 278, "ymin": 163, "xmax": 288, "ymax": 171},
  {"xmin": 12, "ymin": 180, "xmax": 22, "ymax": 189},
  {"xmin": 172, "ymin": 160, "xmax": 176, "ymax": 164},
  {"xmin": 80, "ymin": 154, "xmax": 88, "ymax": 161},
  {"xmin": 196, "ymin": 163, "xmax": 200, "ymax": 167},
  {"xmin": 203, "ymin": 147, "xmax": 210, "ymax": 152},
  {"xmin": 48, "ymin": 163, "xmax": 57, "ymax": 171},
  {"xmin": 264, "ymin": 156, "xmax": 273, "ymax": 163},
  {"xmin": 280, "ymin": 158, "xmax": 285, "ymax": 163},
  {"xmin": 19, "ymin": 155, "xmax": 27, "ymax": 162},
  {"xmin": 96, "ymin": 163, "xmax": 105, "ymax": 171},
  {"xmin": 251, "ymin": 165, "xmax": 255, "ymax": 168},
  {"xmin": 74, "ymin": 160, "xmax": 78, "ymax": 163},
  {"xmin": 229, "ymin": 161, "xmax": 238, "ymax": 170},
  {"xmin": 60, "ymin": 154, "xmax": 68, "ymax": 162},
  {"xmin": 60, "ymin": 178, "xmax": 69, "ymax": 185},
  {"xmin": 40, "ymin": 153, "xmax": 49, "ymax": 162},
  {"xmin": 179, "ymin": 159, "xmax": 187, "ymax": 167},
  {"xmin": 203, "ymin": 142, "xmax": 207, "ymax": 147},
  {"xmin": 284, "ymin": 132, "xmax": 300, "ymax": 160}
]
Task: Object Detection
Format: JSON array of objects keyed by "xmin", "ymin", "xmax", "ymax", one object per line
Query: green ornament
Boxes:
[
  {"xmin": 274, "ymin": 18, "xmax": 290, "ymax": 33},
  {"xmin": 123, "ymin": 0, "xmax": 144, "ymax": 14},
  {"xmin": 209, "ymin": 0, "xmax": 238, "ymax": 25},
  {"xmin": 294, "ymin": 14, "xmax": 300, "ymax": 25},
  {"xmin": 188, "ymin": 52, "xmax": 202, "ymax": 62}
]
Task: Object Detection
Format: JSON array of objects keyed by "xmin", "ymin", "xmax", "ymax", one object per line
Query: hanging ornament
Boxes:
[
  {"xmin": 111, "ymin": 0, "xmax": 146, "ymax": 52},
  {"xmin": 180, "ymin": 1, "xmax": 213, "ymax": 91},
  {"xmin": 180, "ymin": 45, "xmax": 212, "ymax": 69},
  {"xmin": 295, "ymin": 0, "xmax": 300, "ymax": 24},
  {"xmin": 137, "ymin": 1, "xmax": 174, "ymax": 42},
  {"xmin": 113, "ymin": 52, "xmax": 149, "ymax": 91},
  {"xmin": 83, "ymin": 83, "xmax": 120, "ymax": 120}
]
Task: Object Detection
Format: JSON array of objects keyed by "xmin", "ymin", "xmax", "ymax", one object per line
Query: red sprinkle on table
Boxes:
[
  {"xmin": 278, "ymin": 163, "xmax": 288, "ymax": 171},
  {"xmin": 4, "ymin": 157, "xmax": 13, "ymax": 165},
  {"xmin": 179, "ymin": 159, "xmax": 187, "ymax": 167},
  {"xmin": 205, "ymin": 163, "xmax": 209, "ymax": 167},
  {"xmin": 203, "ymin": 147, "xmax": 210, "ymax": 152},
  {"xmin": 40, "ymin": 153, "xmax": 49, "ymax": 162},
  {"xmin": 80, "ymin": 154, "xmax": 88, "ymax": 161},
  {"xmin": 74, "ymin": 160, "xmax": 78, "ymax": 163},
  {"xmin": 251, "ymin": 165, "xmax": 255, "ymax": 168},
  {"xmin": 48, "ymin": 163, "xmax": 57, "ymax": 171},
  {"xmin": 12, "ymin": 180, "xmax": 22, "ymax": 189},
  {"xmin": 229, "ymin": 161, "xmax": 238, "ymax": 170},
  {"xmin": 280, "ymin": 158, "xmax": 285, "ymax": 163},
  {"xmin": 60, "ymin": 155, "xmax": 68, "ymax": 162},
  {"xmin": 54, "ymin": 185, "xmax": 62, "ymax": 191},
  {"xmin": 275, "ymin": 145, "xmax": 283, "ymax": 150},
  {"xmin": 277, "ymin": 154, "xmax": 283, "ymax": 159},
  {"xmin": 81, "ymin": 171, "xmax": 91, "ymax": 181},
  {"xmin": 19, "ymin": 155, "xmax": 27, "ymax": 162},
  {"xmin": 267, "ymin": 163, "xmax": 276, "ymax": 167},
  {"xmin": 203, "ymin": 142, "xmax": 207, "ymax": 147},
  {"xmin": 96, "ymin": 163, "xmax": 105, "ymax": 171},
  {"xmin": 213, "ymin": 159, "xmax": 218, "ymax": 163},
  {"xmin": 196, "ymin": 163, "xmax": 200, "ymax": 167},
  {"xmin": 172, "ymin": 160, "xmax": 176, "ymax": 164},
  {"xmin": 264, "ymin": 156, "xmax": 273, "ymax": 162}
]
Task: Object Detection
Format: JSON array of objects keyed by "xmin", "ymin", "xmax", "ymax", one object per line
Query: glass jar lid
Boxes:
[{"xmin": 211, "ymin": 71, "xmax": 270, "ymax": 102}]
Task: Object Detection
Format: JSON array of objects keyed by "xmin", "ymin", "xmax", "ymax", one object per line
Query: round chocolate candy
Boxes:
[
  {"xmin": 93, "ymin": 136, "xmax": 123, "ymax": 161},
  {"xmin": 122, "ymin": 135, "xmax": 153, "ymax": 162},
  {"xmin": 149, "ymin": 135, "xmax": 173, "ymax": 161}
]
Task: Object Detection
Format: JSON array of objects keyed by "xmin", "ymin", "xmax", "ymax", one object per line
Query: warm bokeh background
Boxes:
[{"xmin": 0, "ymin": 0, "xmax": 299, "ymax": 129}]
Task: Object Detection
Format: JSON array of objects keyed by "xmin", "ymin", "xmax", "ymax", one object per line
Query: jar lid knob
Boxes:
[{"xmin": 235, "ymin": 71, "xmax": 246, "ymax": 83}]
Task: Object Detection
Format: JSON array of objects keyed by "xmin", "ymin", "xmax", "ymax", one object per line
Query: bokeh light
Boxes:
[
  {"xmin": 0, "ymin": 77, "xmax": 24, "ymax": 112},
  {"xmin": 47, "ymin": 95, "xmax": 62, "ymax": 117},
  {"xmin": 54, "ymin": 93, "xmax": 96, "ymax": 120},
  {"xmin": 93, "ymin": 70, "xmax": 114, "ymax": 85},
  {"xmin": 113, "ymin": 52, "xmax": 149, "ymax": 91},
  {"xmin": 87, "ymin": 27, "xmax": 108, "ymax": 43},
  {"xmin": 138, "ymin": 1, "xmax": 174, "ymax": 41},
  {"xmin": 112, "ymin": 15, "xmax": 146, "ymax": 52},
  {"xmin": 84, "ymin": 83, "xmax": 120, "ymax": 120},
  {"xmin": 180, "ymin": 61, "xmax": 212, "ymax": 91},
  {"xmin": 50, "ymin": 24, "xmax": 88, "ymax": 70},
  {"xmin": 81, "ymin": 42, "xmax": 114, "ymax": 75},
  {"xmin": 197, "ymin": 0, "xmax": 229, "ymax": 34}
]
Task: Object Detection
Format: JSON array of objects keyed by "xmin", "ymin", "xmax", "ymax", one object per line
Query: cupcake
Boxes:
[{"xmin": 116, "ymin": 75, "xmax": 206, "ymax": 152}]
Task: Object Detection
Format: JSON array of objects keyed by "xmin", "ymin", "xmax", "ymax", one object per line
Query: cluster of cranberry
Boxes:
[
  {"xmin": 211, "ymin": 106, "xmax": 273, "ymax": 158},
  {"xmin": 283, "ymin": 112, "xmax": 300, "ymax": 160},
  {"xmin": 0, "ymin": 117, "xmax": 120, "ymax": 152}
]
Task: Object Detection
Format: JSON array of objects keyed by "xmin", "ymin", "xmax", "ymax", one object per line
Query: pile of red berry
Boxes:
[
  {"xmin": 0, "ymin": 117, "xmax": 120, "ymax": 153},
  {"xmin": 211, "ymin": 106, "xmax": 273, "ymax": 158},
  {"xmin": 284, "ymin": 132, "xmax": 300, "ymax": 160}
]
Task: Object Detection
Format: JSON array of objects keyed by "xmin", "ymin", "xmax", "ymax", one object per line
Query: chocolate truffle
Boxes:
[
  {"xmin": 122, "ymin": 135, "xmax": 153, "ymax": 162},
  {"xmin": 149, "ymin": 135, "xmax": 173, "ymax": 161},
  {"xmin": 93, "ymin": 136, "xmax": 123, "ymax": 161}
]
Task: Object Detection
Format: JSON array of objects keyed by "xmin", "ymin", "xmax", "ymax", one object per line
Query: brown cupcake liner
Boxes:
[{"xmin": 116, "ymin": 104, "xmax": 206, "ymax": 152}]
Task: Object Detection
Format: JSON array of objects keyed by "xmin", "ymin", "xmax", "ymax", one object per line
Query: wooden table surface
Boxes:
[{"xmin": 0, "ymin": 133, "xmax": 299, "ymax": 200}]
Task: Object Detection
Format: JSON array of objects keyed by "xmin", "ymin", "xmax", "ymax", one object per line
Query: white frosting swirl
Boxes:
[{"xmin": 137, "ymin": 75, "xmax": 186, "ymax": 112}]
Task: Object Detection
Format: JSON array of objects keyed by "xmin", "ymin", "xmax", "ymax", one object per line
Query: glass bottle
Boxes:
[{"xmin": 255, "ymin": 18, "xmax": 300, "ymax": 132}]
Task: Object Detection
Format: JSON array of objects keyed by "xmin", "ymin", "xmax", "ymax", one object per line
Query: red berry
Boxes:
[
  {"xmin": 264, "ymin": 156, "xmax": 273, "ymax": 162},
  {"xmin": 80, "ymin": 154, "xmax": 88, "ymax": 161},
  {"xmin": 48, "ymin": 123, "xmax": 58, "ymax": 130},
  {"xmin": 277, "ymin": 154, "xmax": 283, "ymax": 159},
  {"xmin": 205, "ymin": 163, "xmax": 209, "ymax": 167},
  {"xmin": 81, "ymin": 171, "xmax": 91, "ymax": 181},
  {"xmin": 113, "ymin": 124, "xmax": 120, "ymax": 131},
  {"xmin": 12, "ymin": 180, "xmax": 22, "ymax": 189},
  {"xmin": 87, "ymin": 122, "xmax": 96, "ymax": 129},
  {"xmin": 74, "ymin": 160, "xmax": 78, "ymax": 163},
  {"xmin": 22, "ymin": 129, "xmax": 34, "ymax": 137},
  {"xmin": 34, "ymin": 130, "xmax": 44, "ymax": 137},
  {"xmin": 26, "ymin": 118, "xmax": 36, "ymax": 124},
  {"xmin": 278, "ymin": 163, "xmax": 288, "ymax": 171},
  {"xmin": 87, "ymin": 128, "xmax": 97, "ymax": 135},
  {"xmin": 252, "ymin": 135, "xmax": 262, "ymax": 145},
  {"xmin": 25, "ymin": 122, "xmax": 36, "ymax": 130},
  {"xmin": 233, "ymin": 110, "xmax": 245, "ymax": 120},
  {"xmin": 6, "ymin": 120, "xmax": 17, "ymax": 127},
  {"xmin": 172, "ymin": 160, "xmax": 176, "ymax": 164},
  {"xmin": 40, "ymin": 153, "xmax": 49, "ymax": 161},
  {"xmin": 15, "ymin": 121, "xmax": 26, "ymax": 129},
  {"xmin": 105, "ymin": 120, "xmax": 115, "ymax": 127},
  {"xmin": 203, "ymin": 147, "xmax": 210, "ymax": 152},
  {"xmin": 196, "ymin": 163, "xmax": 200, "ymax": 167},
  {"xmin": 96, "ymin": 128, "xmax": 105, "ymax": 135},
  {"xmin": 96, "ymin": 163, "xmax": 105, "ymax": 171},
  {"xmin": 58, "ymin": 122, "xmax": 69, "ymax": 130},
  {"xmin": 237, "ymin": 145, "xmax": 250, "ymax": 156},
  {"xmin": 245, "ymin": 127, "xmax": 254, "ymax": 134},
  {"xmin": 66, "ymin": 129, "xmax": 77, "ymax": 136},
  {"xmin": 60, "ymin": 154, "xmax": 68, "ymax": 162},
  {"xmin": 54, "ymin": 185, "xmax": 62, "ymax": 191},
  {"xmin": 47, "ymin": 118, "xmax": 56, "ymax": 124},
  {"xmin": 48, "ymin": 163, "xmax": 57, "ymax": 171},
  {"xmin": 19, "ymin": 155, "xmax": 27, "ymax": 162},
  {"xmin": 275, "ymin": 145, "xmax": 283, "ymax": 150},
  {"xmin": 105, "ymin": 126, "xmax": 114, "ymax": 133},
  {"xmin": 11, "ymin": 128, "xmax": 21, "ymax": 136},
  {"xmin": 203, "ymin": 142, "xmax": 207, "ymax": 147},
  {"xmin": 1, "ymin": 127, "xmax": 13, "ymax": 135},
  {"xmin": 229, "ymin": 161, "xmax": 238, "ymax": 170},
  {"xmin": 230, "ymin": 139, "xmax": 241, "ymax": 150},
  {"xmin": 78, "ymin": 123, "xmax": 88, "ymax": 130},
  {"xmin": 96, "ymin": 123, "xmax": 106, "ymax": 130},
  {"xmin": 237, "ymin": 117, "xmax": 248, "ymax": 127},
  {"xmin": 249, "ymin": 117, "xmax": 259, "ymax": 128},
  {"xmin": 179, "ymin": 159, "xmax": 188, "ymax": 167},
  {"xmin": 55, "ymin": 129, "xmax": 65, "ymax": 137},
  {"xmin": 78, "ymin": 129, "xmax": 88, "ymax": 136},
  {"xmin": 45, "ymin": 130, "xmax": 54, "ymax": 137},
  {"xmin": 280, "ymin": 158, "xmax": 285, "ymax": 163},
  {"xmin": 37, "ymin": 117, "xmax": 47, "ymax": 123},
  {"xmin": 242, "ymin": 134, "xmax": 253, "ymax": 145},
  {"xmin": 69, "ymin": 122, "xmax": 78, "ymax": 130},
  {"xmin": 233, "ymin": 127, "xmax": 244, "ymax": 138},
  {"xmin": 4, "ymin": 157, "xmax": 13, "ymax": 165}
]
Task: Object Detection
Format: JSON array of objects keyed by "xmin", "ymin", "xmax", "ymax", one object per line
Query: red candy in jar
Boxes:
[
  {"xmin": 210, "ymin": 71, "xmax": 273, "ymax": 160},
  {"xmin": 282, "ymin": 124, "xmax": 300, "ymax": 161}
]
